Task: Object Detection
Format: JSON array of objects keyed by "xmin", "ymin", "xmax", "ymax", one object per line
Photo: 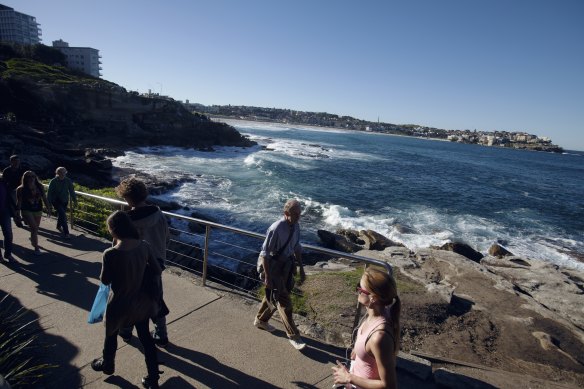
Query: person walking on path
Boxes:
[
  {"xmin": 91, "ymin": 211, "xmax": 162, "ymax": 389},
  {"xmin": 115, "ymin": 177, "xmax": 170, "ymax": 348},
  {"xmin": 331, "ymin": 267, "xmax": 401, "ymax": 389},
  {"xmin": 0, "ymin": 176, "xmax": 14, "ymax": 263},
  {"xmin": 2, "ymin": 155, "xmax": 24, "ymax": 228},
  {"xmin": 254, "ymin": 199, "xmax": 307, "ymax": 350},
  {"xmin": 47, "ymin": 167, "xmax": 77, "ymax": 239},
  {"xmin": 16, "ymin": 171, "xmax": 51, "ymax": 255}
]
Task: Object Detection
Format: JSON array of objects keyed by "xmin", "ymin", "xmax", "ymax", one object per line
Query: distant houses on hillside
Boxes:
[
  {"xmin": 0, "ymin": 3, "xmax": 101, "ymax": 78},
  {"xmin": 187, "ymin": 103, "xmax": 563, "ymax": 153}
]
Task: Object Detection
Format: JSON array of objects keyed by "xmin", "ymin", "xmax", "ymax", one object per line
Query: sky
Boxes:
[{"xmin": 4, "ymin": 0, "xmax": 584, "ymax": 150}]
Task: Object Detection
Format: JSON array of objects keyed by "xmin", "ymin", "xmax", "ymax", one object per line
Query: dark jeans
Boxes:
[
  {"xmin": 55, "ymin": 203, "xmax": 69, "ymax": 234},
  {"xmin": 0, "ymin": 212, "xmax": 13, "ymax": 257},
  {"xmin": 103, "ymin": 318, "xmax": 159, "ymax": 380}
]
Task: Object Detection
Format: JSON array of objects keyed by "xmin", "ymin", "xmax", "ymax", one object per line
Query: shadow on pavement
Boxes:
[
  {"xmin": 9, "ymin": 239, "xmax": 103, "ymax": 312},
  {"xmin": 0, "ymin": 289, "xmax": 82, "ymax": 388},
  {"xmin": 161, "ymin": 343, "xmax": 281, "ymax": 388}
]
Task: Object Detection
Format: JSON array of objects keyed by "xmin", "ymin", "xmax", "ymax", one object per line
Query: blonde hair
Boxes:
[{"xmin": 363, "ymin": 267, "xmax": 401, "ymax": 354}]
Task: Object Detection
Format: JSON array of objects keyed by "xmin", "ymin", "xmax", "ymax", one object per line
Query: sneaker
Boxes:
[
  {"xmin": 289, "ymin": 335, "xmax": 306, "ymax": 350},
  {"xmin": 34, "ymin": 248, "xmax": 42, "ymax": 256},
  {"xmin": 120, "ymin": 334, "xmax": 132, "ymax": 344},
  {"xmin": 152, "ymin": 331, "xmax": 169, "ymax": 348},
  {"xmin": 253, "ymin": 318, "xmax": 276, "ymax": 332},
  {"xmin": 91, "ymin": 358, "xmax": 115, "ymax": 375},
  {"xmin": 141, "ymin": 375, "xmax": 160, "ymax": 389},
  {"xmin": 63, "ymin": 233, "xmax": 71, "ymax": 240}
]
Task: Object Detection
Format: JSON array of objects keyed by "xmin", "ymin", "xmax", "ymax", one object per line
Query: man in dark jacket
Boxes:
[
  {"xmin": 0, "ymin": 176, "xmax": 14, "ymax": 262},
  {"xmin": 2, "ymin": 155, "xmax": 24, "ymax": 227}
]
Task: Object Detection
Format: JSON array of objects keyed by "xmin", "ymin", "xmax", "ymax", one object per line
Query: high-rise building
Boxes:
[
  {"xmin": 52, "ymin": 39, "xmax": 102, "ymax": 78},
  {"xmin": 0, "ymin": 4, "xmax": 42, "ymax": 45}
]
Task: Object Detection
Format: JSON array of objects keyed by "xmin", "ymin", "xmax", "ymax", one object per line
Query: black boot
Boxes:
[
  {"xmin": 141, "ymin": 375, "xmax": 159, "ymax": 389},
  {"xmin": 91, "ymin": 357, "xmax": 115, "ymax": 375}
]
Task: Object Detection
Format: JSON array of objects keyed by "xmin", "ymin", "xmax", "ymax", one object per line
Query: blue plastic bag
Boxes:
[{"xmin": 87, "ymin": 283, "xmax": 110, "ymax": 324}]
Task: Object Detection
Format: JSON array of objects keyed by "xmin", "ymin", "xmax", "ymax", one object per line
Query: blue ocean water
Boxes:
[{"xmin": 113, "ymin": 120, "xmax": 584, "ymax": 271}]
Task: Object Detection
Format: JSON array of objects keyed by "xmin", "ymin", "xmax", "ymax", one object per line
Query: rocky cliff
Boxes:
[{"xmin": 0, "ymin": 54, "xmax": 255, "ymax": 185}]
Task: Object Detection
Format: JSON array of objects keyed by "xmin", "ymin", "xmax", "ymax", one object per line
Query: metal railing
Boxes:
[{"xmin": 66, "ymin": 190, "xmax": 392, "ymax": 295}]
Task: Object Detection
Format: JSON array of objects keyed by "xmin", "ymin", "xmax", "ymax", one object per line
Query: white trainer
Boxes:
[
  {"xmin": 289, "ymin": 335, "xmax": 306, "ymax": 350},
  {"xmin": 253, "ymin": 318, "xmax": 276, "ymax": 332}
]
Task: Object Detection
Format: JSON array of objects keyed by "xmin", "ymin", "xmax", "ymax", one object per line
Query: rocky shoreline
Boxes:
[{"xmin": 297, "ymin": 227, "xmax": 584, "ymax": 386}]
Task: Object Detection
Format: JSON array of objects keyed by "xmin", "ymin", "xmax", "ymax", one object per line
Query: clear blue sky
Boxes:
[{"xmin": 4, "ymin": 0, "xmax": 584, "ymax": 150}]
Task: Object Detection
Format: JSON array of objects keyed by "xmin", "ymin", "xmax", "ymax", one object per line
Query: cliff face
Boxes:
[
  {"xmin": 0, "ymin": 56, "xmax": 255, "ymax": 186},
  {"xmin": 1, "ymin": 80, "xmax": 254, "ymax": 149}
]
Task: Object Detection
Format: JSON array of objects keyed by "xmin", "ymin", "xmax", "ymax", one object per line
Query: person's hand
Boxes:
[
  {"xmin": 264, "ymin": 275, "xmax": 271, "ymax": 288},
  {"xmin": 298, "ymin": 266, "xmax": 306, "ymax": 284},
  {"xmin": 332, "ymin": 360, "xmax": 351, "ymax": 385},
  {"xmin": 350, "ymin": 349, "xmax": 356, "ymax": 360}
]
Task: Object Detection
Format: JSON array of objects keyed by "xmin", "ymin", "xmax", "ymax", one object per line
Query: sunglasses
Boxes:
[{"xmin": 355, "ymin": 283, "xmax": 370, "ymax": 296}]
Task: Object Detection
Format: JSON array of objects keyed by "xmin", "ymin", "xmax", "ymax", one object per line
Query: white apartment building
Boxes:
[
  {"xmin": 0, "ymin": 4, "xmax": 41, "ymax": 45},
  {"xmin": 52, "ymin": 39, "xmax": 102, "ymax": 78}
]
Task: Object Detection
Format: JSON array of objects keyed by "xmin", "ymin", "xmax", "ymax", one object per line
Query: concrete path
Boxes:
[{"xmin": 0, "ymin": 218, "xmax": 355, "ymax": 389}]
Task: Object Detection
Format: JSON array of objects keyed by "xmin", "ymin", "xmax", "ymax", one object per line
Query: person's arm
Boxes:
[
  {"xmin": 15, "ymin": 187, "xmax": 22, "ymax": 210},
  {"xmin": 38, "ymin": 181, "xmax": 52, "ymax": 214},
  {"xmin": 100, "ymin": 251, "xmax": 112, "ymax": 286},
  {"xmin": 293, "ymin": 226, "xmax": 305, "ymax": 282},
  {"xmin": 47, "ymin": 179, "xmax": 55, "ymax": 204}
]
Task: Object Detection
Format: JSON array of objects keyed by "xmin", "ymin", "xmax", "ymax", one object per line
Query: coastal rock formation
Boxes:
[
  {"xmin": 0, "ymin": 55, "xmax": 256, "ymax": 186},
  {"xmin": 435, "ymin": 241, "xmax": 484, "ymax": 263},
  {"xmin": 317, "ymin": 228, "xmax": 404, "ymax": 253},
  {"xmin": 317, "ymin": 229, "xmax": 362, "ymax": 253},
  {"xmin": 355, "ymin": 247, "xmax": 584, "ymax": 374},
  {"xmin": 488, "ymin": 243, "xmax": 513, "ymax": 258}
]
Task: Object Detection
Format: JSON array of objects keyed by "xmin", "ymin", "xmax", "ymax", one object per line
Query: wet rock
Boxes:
[
  {"xmin": 317, "ymin": 230, "xmax": 362, "ymax": 253},
  {"xmin": 360, "ymin": 229, "xmax": 404, "ymax": 250},
  {"xmin": 435, "ymin": 242, "xmax": 483, "ymax": 263},
  {"xmin": 488, "ymin": 243, "xmax": 513, "ymax": 258}
]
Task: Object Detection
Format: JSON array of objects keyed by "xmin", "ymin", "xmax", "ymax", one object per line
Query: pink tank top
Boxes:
[{"xmin": 351, "ymin": 313, "xmax": 391, "ymax": 386}]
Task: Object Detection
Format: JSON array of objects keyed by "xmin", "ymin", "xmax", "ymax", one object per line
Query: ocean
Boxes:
[{"xmin": 112, "ymin": 119, "xmax": 584, "ymax": 271}]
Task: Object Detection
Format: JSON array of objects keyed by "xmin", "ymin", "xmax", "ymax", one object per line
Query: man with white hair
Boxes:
[
  {"xmin": 47, "ymin": 166, "xmax": 77, "ymax": 239},
  {"xmin": 254, "ymin": 199, "xmax": 307, "ymax": 350}
]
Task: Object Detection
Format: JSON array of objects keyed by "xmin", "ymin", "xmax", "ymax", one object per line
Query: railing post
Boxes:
[{"xmin": 202, "ymin": 225, "xmax": 211, "ymax": 286}]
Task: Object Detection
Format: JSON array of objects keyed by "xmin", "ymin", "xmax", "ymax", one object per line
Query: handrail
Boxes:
[{"xmin": 69, "ymin": 190, "xmax": 393, "ymax": 282}]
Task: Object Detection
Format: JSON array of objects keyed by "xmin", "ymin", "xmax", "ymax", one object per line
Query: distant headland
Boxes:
[{"xmin": 185, "ymin": 103, "xmax": 564, "ymax": 153}]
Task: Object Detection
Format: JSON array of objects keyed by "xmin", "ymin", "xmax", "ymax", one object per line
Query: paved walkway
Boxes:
[{"xmin": 0, "ymin": 218, "xmax": 377, "ymax": 388}]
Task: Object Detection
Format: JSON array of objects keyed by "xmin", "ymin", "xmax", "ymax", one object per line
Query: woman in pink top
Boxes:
[{"xmin": 332, "ymin": 267, "xmax": 401, "ymax": 389}]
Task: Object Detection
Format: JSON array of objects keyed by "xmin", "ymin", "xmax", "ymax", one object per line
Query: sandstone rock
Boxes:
[
  {"xmin": 360, "ymin": 229, "xmax": 403, "ymax": 250},
  {"xmin": 488, "ymin": 243, "xmax": 513, "ymax": 258},
  {"xmin": 436, "ymin": 242, "xmax": 483, "ymax": 263},
  {"xmin": 317, "ymin": 230, "xmax": 362, "ymax": 253},
  {"xmin": 482, "ymin": 258, "xmax": 584, "ymax": 331},
  {"xmin": 336, "ymin": 228, "xmax": 365, "ymax": 245}
]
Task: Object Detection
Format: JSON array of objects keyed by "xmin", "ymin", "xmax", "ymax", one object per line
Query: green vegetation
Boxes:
[
  {"xmin": 0, "ymin": 293, "xmax": 56, "ymax": 388},
  {"xmin": 1, "ymin": 58, "xmax": 100, "ymax": 85},
  {"xmin": 71, "ymin": 184, "xmax": 120, "ymax": 239}
]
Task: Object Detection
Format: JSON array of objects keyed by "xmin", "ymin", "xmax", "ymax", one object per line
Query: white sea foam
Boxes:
[{"xmin": 111, "ymin": 132, "xmax": 584, "ymax": 273}]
